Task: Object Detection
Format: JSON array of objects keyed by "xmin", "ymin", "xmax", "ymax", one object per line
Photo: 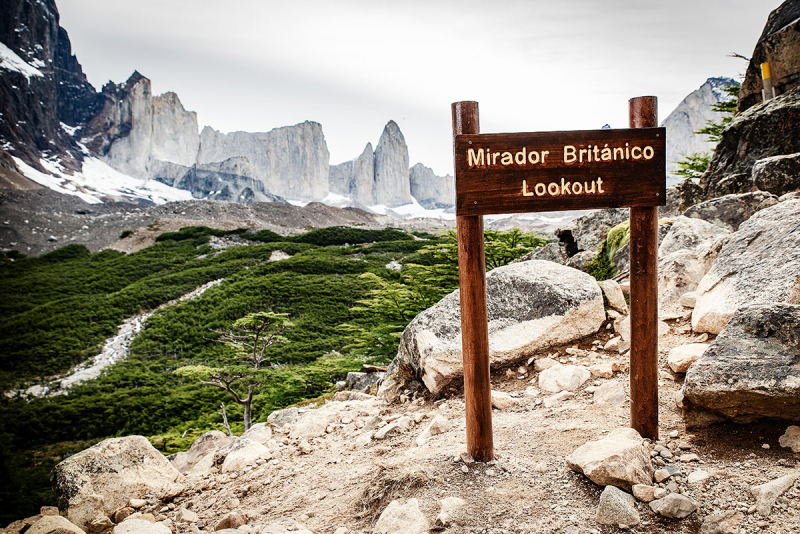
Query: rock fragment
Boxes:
[{"xmin": 595, "ymin": 485, "xmax": 640, "ymax": 527}]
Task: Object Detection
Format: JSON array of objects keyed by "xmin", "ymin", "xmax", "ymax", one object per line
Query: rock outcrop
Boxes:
[
  {"xmin": 701, "ymin": 86, "xmax": 800, "ymax": 197},
  {"xmin": 378, "ymin": 260, "xmax": 605, "ymax": 398},
  {"xmin": 738, "ymin": 0, "xmax": 800, "ymax": 113},
  {"xmin": 197, "ymin": 122, "xmax": 330, "ymax": 202},
  {"xmin": 50, "ymin": 435, "xmax": 183, "ymax": 530},
  {"xmin": 661, "ymin": 77, "xmax": 735, "ymax": 183},
  {"xmin": 373, "ymin": 121, "xmax": 413, "ymax": 207},
  {"xmin": 409, "ymin": 163, "xmax": 454, "ymax": 209},
  {"xmin": 329, "ymin": 143, "xmax": 374, "ymax": 206},
  {"xmin": 683, "ymin": 191, "xmax": 778, "ymax": 231},
  {"xmin": 692, "ymin": 200, "xmax": 800, "ymax": 334},
  {"xmin": 684, "ymin": 303, "xmax": 800, "ymax": 424}
]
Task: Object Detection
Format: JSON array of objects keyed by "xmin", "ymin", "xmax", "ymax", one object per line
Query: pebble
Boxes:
[
  {"xmin": 680, "ymin": 453, "xmax": 700, "ymax": 462},
  {"xmin": 460, "ymin": 452, "xmax": 475, "ymax": 465},
  {"xmin": 461, "ymin": 465, "xmax": 469, "ymax": 474}
]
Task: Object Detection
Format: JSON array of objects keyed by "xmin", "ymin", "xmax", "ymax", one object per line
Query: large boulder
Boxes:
[
  {"xmin": 50, "ymin": 436, "xmax": 183, "ymax": 531},
  {"xmin": 738, "ymin": 1, "xmax": 800, "ymax": 113},
  {"xmin": 556, "ymin": 208, "xmax": 629, "ymax": 255},
  {"xmin": 169, "ymin": 430, "xmax": 233, "ymax": 474},
  {"xmin": 683, "ymin": 303, "xmax": 800, "ymax": 424},
  {"xmin": 682, "ymin": 191, "xmax": 778, "ymax": 232},
  {"xmin": 701, "ymin": 86, "xmax": 800, "ymax": 197},
  {"xmin": 658, "ymin": 216, "xmax": 731, "ymax": 257},
  {"xmin": 692, "ymin": 200, "xmax": 800, "ymax": 333},
  {"xmin": 378, "ymin": 261, "xmax": 605, "ymax": 398},
  {"xmin": 566, "ymin": 428, "xmax": 654, "ymax": 491},
  {"xmin": 218, "ymin": 438, "xmax": 272, "ymax": 473},
  {"xmin": 512, "ymin": 242, "xmax": 568, "ymax": 265}
]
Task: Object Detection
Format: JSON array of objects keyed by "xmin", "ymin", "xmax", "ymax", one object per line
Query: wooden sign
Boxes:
[
  {"xmin": 451, "ymin": 98, "xmax": 664, "ymax": 463},
  {"xmin": 454, "ymin": 128, "xmax": 666, "ymax": 216}
]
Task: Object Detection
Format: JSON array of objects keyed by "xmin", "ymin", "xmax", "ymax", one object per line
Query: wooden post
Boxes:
[
  {"xmin": 452, "ymin": 101, "xmax": 494, "ymax": 462},
  {"xmin": 628, "ymin": 96, "xmax": 659, "ymax": 440}
]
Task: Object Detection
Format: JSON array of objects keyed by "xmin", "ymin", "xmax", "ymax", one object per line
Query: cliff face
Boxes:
[
  {"xmin": 409, "ymin": 163, "xmax": 454, "ymax": 209},
  {"xmin": 197, "ymin": 122, "xmax": 330, "ymax": 202},
  {"xmin": 738, "ymin": 0, "xmax": 800, "ymax": 113},
  {"xmin": 373, "ymin": 120, "xmax": 412, "ymax": 207},
  {"xmin": 0, "ymin": 0, "xmax": 101, "ymax": 172},
  {"xmin": 329, "ymin": 142, "xmax": 374, "ymax": 205},
  {"xmin": 661, "ymin": 77, "xmax": 735, "ymax": 183}
]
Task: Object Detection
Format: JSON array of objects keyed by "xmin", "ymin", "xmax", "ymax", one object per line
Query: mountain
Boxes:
[
  {"xmin": 0, "ymin": 0, "xmax": 453, "ymax": 212},
  {"xmin": 660, "ymin": 77, "xmax": 735, "ymax": 184}
]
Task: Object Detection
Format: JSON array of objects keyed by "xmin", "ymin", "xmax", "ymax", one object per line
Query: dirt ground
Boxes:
[{"xmin": 141, "ymin": 313, "xmax": 799, "ymax": 534}]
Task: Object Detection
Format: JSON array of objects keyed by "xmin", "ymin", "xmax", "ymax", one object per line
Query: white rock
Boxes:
[
  {"xmin": 490, "ymin": 390, "xmax": 520, "ymax": 410},
  {"xmin": 667, "ymin": 343, "xmax": 710, "ymax": 373},
  {"xmin": 240, "ymin": 422, "xmax": 273, "ymax": 444},
  {"xmin": 566, "ymin": 428, "xmax": 654, "ymax": 490},
  {"xmin": 598, "ymin": 279, "xmax": 628, "ymax": 314},
  {"xmin": 112, "ymin": 519, "xmax": 172, "ymax": 534},
  {"xmin": 174, "ymin": 508, "xmax": 198, "ymax": 523},
  {"xmin": 631, "ymin": 484, "xmax": 656, "ymax": 502},
  {"xmin": 687, "ymin": 470, "xmax": 711, "ymax": 485},
  {"xmin": 375, "ymin": 416, "xmax": 412, "ymax": 440},
  {"xmin": 604, "ymin": 337, "xmax": 621, "ymax": 352},
  {"xmin": 590, "ymin": 362, "xmax": 615, "ymax": 379},
  {"xmin": 543, "ymin": 391, "xmax": 574, "ymax": 408},
  {"xmin": 220, "ymin": 438, "xmax": 272, "ymax": 473},
  {"xmin": 751, "ymin": 472, "xmax": 800, "ymax": 517},
  {"xmin": 539, "ymin": 364, "xmax": 591, "ymax": 393},
  {"xmin": 28, "ymin": 516, "xmax": 84, "ymax": 534},
  {"xmin": 290, "ymin": 409, "xmax": 338, "ymax": 439},
  {"xmin": 50, "ymin": 436, "xmax": 183, "ymax": 531},
  {"xmin": 170, "ymin": 430, "xmax": 233, "ymax": 475},
  {"xmin": 374, "ymin": 498, "xmax": 429, "ymax": 534},
  {"xmin": 436, "ymin": 496, "xmax": 466, "ymax": 526},
  {"xmin": 593, "ymin": 380, "xmax": 626, "ymax": 406},
  {"xmin": 415, "ymin": 414, "xmax": 451, "ymax": 446},
  {"xmin": 680, "ymin": 291, "xmax": 697, "ymax": 308},
  {"xmin": 534, "ymin": 357, "xmax": 559, "ymax": 372}
]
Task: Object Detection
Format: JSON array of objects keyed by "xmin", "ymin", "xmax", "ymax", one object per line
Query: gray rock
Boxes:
[
  {"xmin": 751, "ymin": 472, "xmax": 800, "ymax": 517},
  {"xmin": 702, "ymin": 86, "xmax": 800, "ymax": 197},
  {"xmin": 556, "ymin": 208, "xmax": 629, "ymax": 256},
  {"xmin": 268, "ymin": 407, "xmax": 299, "ymax": 429},
  {"xmin": 512, "ymin": 242, "xmax": 568, "ymax": 265},
  {"xmin": 597, "ymin": 279, "xmax": 627, "ymax": 314},
  {"xmin": 661, "ymin": 77, "xmax": 736, "ymax": 184},
  {"xmin": 632, "ymin": 484, "xmax": 656, "ymax": 503},
  {"xmin": 752, "ymin": 152, "xmax": 800, "ymax": 196},
  {"xmin": 685, "ymin": 303, "xmax": 800, "ymax": 424},
  {"xmin": 649, "ymin": 493, "xmax": 697, "ymax": 519},
  {"xmin": 329, "ymin": 143, "xmax": 374, "ymax": 206},
  {"xmin": 565, "ymin": 250, "xmax": 595, "ymax": 271},
  {"xmin": 435, "ymin": 496, "xmax": 466, "ymax": 526},
  {"xmin": 373, "ymin": 121, "xmax": 413, "ymax": 207},
  {"xmin": 197, "ymin": 122, "xmax": 330, "ymax": 201},
  {"xmin": 374, "ymin": 416, "xmax": 412, "ymax": 440},
  {"xmin": 566, "ymin": 427, "xmax": 654, "ymax": 491},
  {"xmin": 415, "ymin": 414, "xmax": 451, "ymax": 446},
  {"xmin": 240, "ymin": 422, "xmax": 272, "ymax": 444},
  {"xmin": 346, "ymin": 371, "xmax": 385, "ymax": 392},
  {"xmin": 374, "ymin": 498, "xmax": 429, "ymax": 534},
  {"xmin": 289, "ymin": 409, "xmax": 338, "ymax": 439},
  {"xmin": 595, "ymin": 485, "xmax": 640, "ymax": 527},
  {"xmin": 171, "ymin": 157, "xmax": 285, "ymax": 204},
  {"xmin": 217, "ymin": 438, "xmax": 271, "ymax": 473},
  {"xmin": 659, "ymin": 216, "xmax": 731, "ymax": 257},
  {"xmin": 683, "ymin": 191, "xmax": 778, "ymax": 231},
  {"xmin": 409, "ymin": 163, "xmax": 454, "ymax": 209},
  {"xmin": 378, "ymin": 261, "xmax": 605, "ymax": 399},
  {"xmin": 692, "ymin": 200, "xmax": 800, "ymax": 334}
]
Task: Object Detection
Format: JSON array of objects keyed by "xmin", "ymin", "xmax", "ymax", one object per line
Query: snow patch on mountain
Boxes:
[
  {"xmin": 13, "ymin": 155, "xmax": 193, "ymax": 205},
  {"xmin": 0, "ymin": 41, "xmax": 43, "ymax": 79}
]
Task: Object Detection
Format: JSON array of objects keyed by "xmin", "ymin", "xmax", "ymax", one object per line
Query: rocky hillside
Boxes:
[{"xmin": 661, "ymin": 77, "xmax": 735, "ymax": 184}]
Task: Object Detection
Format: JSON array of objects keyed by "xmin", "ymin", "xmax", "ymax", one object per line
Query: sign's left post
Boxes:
[{"xmin": 452, "ymin": 101, "xmax": 494, "ymax": 462}]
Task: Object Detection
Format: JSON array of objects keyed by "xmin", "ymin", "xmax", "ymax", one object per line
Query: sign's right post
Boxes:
[{"xmin": 628, "ymin": 96, "xmax": 659, "ymax": 440}]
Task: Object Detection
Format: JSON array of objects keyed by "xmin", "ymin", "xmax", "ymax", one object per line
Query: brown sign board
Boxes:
[{"xmin": 454, "ymin": 127, "xmax": 666, "ymax": 217}]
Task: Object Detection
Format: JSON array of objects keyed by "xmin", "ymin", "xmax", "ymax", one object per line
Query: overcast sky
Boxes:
[{"xmin": 58, "ymin": 0, "xmax": 780, "ymax": 176}]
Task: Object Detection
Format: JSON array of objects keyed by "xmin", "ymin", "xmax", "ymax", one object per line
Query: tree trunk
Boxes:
[{"xmin": 243, "ymin": 387, "xmax": 253, "ymax": 431}]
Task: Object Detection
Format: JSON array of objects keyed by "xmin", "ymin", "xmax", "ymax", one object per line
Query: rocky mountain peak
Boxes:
[{"xmin": 374, "ymin": 120, "xmax": 412, "ymax": 207}]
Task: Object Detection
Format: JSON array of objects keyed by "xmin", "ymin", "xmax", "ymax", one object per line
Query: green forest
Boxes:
[{"xmin": 0, "ymin": 224, "xmax": 546, "ymax": 524}]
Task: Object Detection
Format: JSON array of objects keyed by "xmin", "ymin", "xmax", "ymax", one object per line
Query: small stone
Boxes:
[
  {"xmin": 590, "ymin": 362, "xmax": 615, "ymax": 379},
  {"xmin": 687, "ymin": 470, "xmax": 711, "ymax": 485},
  {"xmin": 649, "ymin": 493, "xmax": 698, "ymax": 519},
  {"xmin": 667, "ymin": 343, "xmax": 710, "ymax": 373},
  {"xmin": 762, "ymin": 443, "xmax": 770, "ymax": 449},
  {"xmin": 543, "ymin": 391, "xmax": 573, "ymax": 407},
  {"xmin": 374, "ymin": 498, "xmax": 429, "ymax": 534},
  {"xmin": 175, "ymin": 508, "xmax": 198, "ymax": 523},
  {"xmin": 595, "ymin": 486, "xmax": 640, "ymax": 528},
  {"xmin": 700, "ymin": 511, "xmax": 742, "ymax": 534},
  {"xmin": 632, "ymin": 484, "xmax": 656, "ymax": 502},
  {"xmin": 668, "ymin": 430, "xmax": 679, "ymax": 439},
  {"xmin": 604, "ymin": 337, "xmax": 621, "ymax": 352},
  {"xmin": 435, "ymin": 496, "xmax": 466, "ymax": 526},
  {"xmin": 129, "ymin": 499, "xmax": 146, "ymax": 509},
  {"xmin": 214, "ymin": 511, "xmax": 247, "ymax": 531},
  {"xmin": 534, "ymin": 462, "xmax": 548, "ymax": 473},
  {"xmin": 461, "ymin": 465, "xmax": 469, "ymax": 474},
  {"xmin": 653, "ymin": 488, "xmax": 667, "ymax": 499},
  {"xmin": 334, "ymin": 528, "xmax": 350, "ymax": 534},
  {"xmin": 654, "ymin": 468, "xmax": 672, "ymax": 483},
  {"xmin": 490, "ymin": 390, "xmax": 520, "ymax": 410},
  {"xmin": 534, "ymin": 357, "xmax": 558, "ymax": 372},
  {"xmin": 460, "ymin": 452, "xmax": 475, "ymax": 465},
  {"xmin": 485, "ymin": 469, "xmax": 497, "ymax": 477},
  {"xmin": 298, "ymin": 439, "xmax": 312, "ymax": 454},
  {"xmin": 680, "ymin": 453, "xmax": 700, "ymax": 462}
]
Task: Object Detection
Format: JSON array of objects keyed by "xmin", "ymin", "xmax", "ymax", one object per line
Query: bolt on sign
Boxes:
[{"xmin": 454, "ymin": 128, "xmax": 666, "ymax": 216}]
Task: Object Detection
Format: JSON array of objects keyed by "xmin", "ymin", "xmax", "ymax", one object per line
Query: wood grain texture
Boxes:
[
  {"xmin": 628, "ymin": 96, "xmax": 660, "ymax": 440},
  {"xmin": 452, "ymin": 100, "xmax": 494, "ymax": 462},
  {"xmin": 454, "ymin": 128, "xmax": 666, "ymax": 216}
]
